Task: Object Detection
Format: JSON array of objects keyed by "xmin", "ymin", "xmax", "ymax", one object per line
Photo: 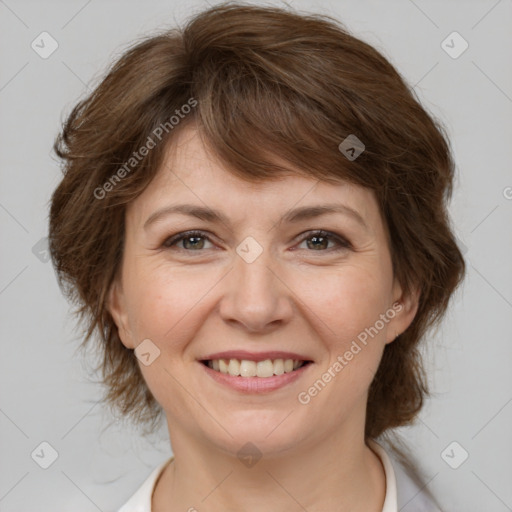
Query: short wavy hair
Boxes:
[{"xmin": 49, "ymin": 3, "xmax": 465, "ymax": 443}]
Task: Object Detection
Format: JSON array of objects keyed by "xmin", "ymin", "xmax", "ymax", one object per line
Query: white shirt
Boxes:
[{"xmin": 116, "ymin": 439, "xmax": 441, "ymax": 511}]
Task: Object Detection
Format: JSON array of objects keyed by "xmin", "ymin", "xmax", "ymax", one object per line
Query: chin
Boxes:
[{"xmin": 206, "ymin": 411, "xmax": 308, "ymax": 456}]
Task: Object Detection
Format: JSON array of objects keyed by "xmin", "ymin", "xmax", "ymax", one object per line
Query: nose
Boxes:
[{"xmin": 218, "ymin": 243, "xmax": 294, "ymax": 333}]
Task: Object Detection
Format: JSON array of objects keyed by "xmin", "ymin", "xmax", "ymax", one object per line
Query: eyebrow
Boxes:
[{"xmin": 143, "ymin": 203, "xmax": 368, "ymax": 231}]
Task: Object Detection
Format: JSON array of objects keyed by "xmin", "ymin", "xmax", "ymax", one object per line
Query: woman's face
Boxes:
[{"xmin": 109, "ymin": 124, "xmax": 418, "ymax": 455}]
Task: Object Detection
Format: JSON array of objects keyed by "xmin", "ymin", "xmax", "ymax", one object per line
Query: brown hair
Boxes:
[{"xmin": 49, "ymin": 0, "xmax": 465, "ymax": 487}]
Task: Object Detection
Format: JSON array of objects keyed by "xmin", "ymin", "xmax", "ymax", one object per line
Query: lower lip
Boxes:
[{"xmin": 199, "ymin": 361, "xmax": 313, "ymax": 393}]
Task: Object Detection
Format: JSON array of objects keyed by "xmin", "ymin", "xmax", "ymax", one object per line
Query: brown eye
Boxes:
[{"xmin": 297, "ymin": 230, "xmax": 351, "ymax": 252}]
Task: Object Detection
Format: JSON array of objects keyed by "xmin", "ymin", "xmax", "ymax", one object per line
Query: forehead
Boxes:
[{"xmin": 127, "ymin": 124, "xmax": 381, "ymax": 231}]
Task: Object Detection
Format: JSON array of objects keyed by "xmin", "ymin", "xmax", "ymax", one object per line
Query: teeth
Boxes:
[{"xmin": 207, "ymin": 358, "xmax": 306, "ymax": 378}]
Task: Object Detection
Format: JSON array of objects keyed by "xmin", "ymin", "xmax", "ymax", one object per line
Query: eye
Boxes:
[
  {"xmin": 162, "ymin": 229, "xmax": 351, "ymax": 253},
  {"xmin": 296, "ymin": 230, "xmax": 351, "ymax": 252},
  {"xmin": 162, "ymin": 230, "xmax": 214, "ymax": 251}
]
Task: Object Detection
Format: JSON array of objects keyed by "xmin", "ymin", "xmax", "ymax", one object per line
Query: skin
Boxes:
[{"xmin": 109, "ymin": 124, "xmax": 419, "ymax": 512}]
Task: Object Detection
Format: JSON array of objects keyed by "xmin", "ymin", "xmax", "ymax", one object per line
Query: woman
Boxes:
[{"xmin": 48, "ymin": 3, "xmax": 465, "ymax": 511}]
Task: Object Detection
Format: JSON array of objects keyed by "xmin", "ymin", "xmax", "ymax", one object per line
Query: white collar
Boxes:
[{"xmin": 368, "ymin": 438, "xmax": 398, "ymax": 511}]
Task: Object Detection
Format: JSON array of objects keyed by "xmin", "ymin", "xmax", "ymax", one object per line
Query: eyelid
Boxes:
[
  {"xmin": 162, "ymin": 229, "xmax": 352, "ymax": 252},
  {"xmin": 295, "ymin": 229, "xmax": 352, "ymax": 250},
  {"xmin": 162, "ymin": 229, "xmax": 215, "ymax": 249}
]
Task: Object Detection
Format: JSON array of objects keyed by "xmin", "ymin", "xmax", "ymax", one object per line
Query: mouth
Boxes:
[
  {"xmin": 199, "ymin": 357, "xmax": 314, "ymax": 393},
  {"xmin": 200, "ymin": 358, "xmax": 313, "ymax": 378}
]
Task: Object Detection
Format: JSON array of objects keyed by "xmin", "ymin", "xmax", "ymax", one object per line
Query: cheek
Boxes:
[
  {"xmin": 300, "ymin": 271, "xmax": 390, "ymax": 397},
  {"xmin": 122, "ymin": 260, "xmax": 216, "ymax": 343},
  {"xmin": 289, "ymin": 267, "xmax": 391, "ymax": 418},
  {"xmin": 295, "ymin": 261, "xmax": 393, "ymax": 342},
  {"xmin": 296, "ymin": 263, "xmax": 392, "ymax": 394},
  {"xmin": 120, "ymin": 263, "xmax": 213, "ymax": 411}
]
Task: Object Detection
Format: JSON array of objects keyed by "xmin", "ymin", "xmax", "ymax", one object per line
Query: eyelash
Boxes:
[{"xmin": 162, "ymin": 229, "xmax": 352, "ymax": 254}]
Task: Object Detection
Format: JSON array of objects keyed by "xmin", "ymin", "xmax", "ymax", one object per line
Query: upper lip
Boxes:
[{"xmin": 199, "ymin": 350, "xmax": 313, "ymax": 363}]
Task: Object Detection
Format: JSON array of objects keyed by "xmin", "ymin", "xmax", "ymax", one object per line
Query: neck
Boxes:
[{"xmin": 152, "ymin": 424, "xmax": 386, "ymax": 512}]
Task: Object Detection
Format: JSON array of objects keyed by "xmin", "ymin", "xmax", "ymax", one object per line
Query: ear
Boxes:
[
  {"xmin": 385, "ymin": 278, "xmax": 421, "ymax": 344},
  {"xmin": 107, "ymin": 279, "xmax": 135, "ymax": 349}
]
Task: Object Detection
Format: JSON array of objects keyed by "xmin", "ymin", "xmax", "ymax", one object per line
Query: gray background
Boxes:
[{"xmin": 1, "ymin": 0, "xmax": 511, "ymax": 510}]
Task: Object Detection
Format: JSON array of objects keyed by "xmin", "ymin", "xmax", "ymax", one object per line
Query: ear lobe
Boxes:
[{"xmin": 107, "ymin": 280, "xmax": 134, "ymax": 349}]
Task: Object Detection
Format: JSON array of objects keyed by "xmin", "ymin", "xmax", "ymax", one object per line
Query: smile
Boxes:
[
  {"xmin": 202, "ymin": 358, "xmax": 310, "ymax": 378},
  {"xmin": 199, "ymin": 358, "xmax": 314, "ymax": 393}
]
